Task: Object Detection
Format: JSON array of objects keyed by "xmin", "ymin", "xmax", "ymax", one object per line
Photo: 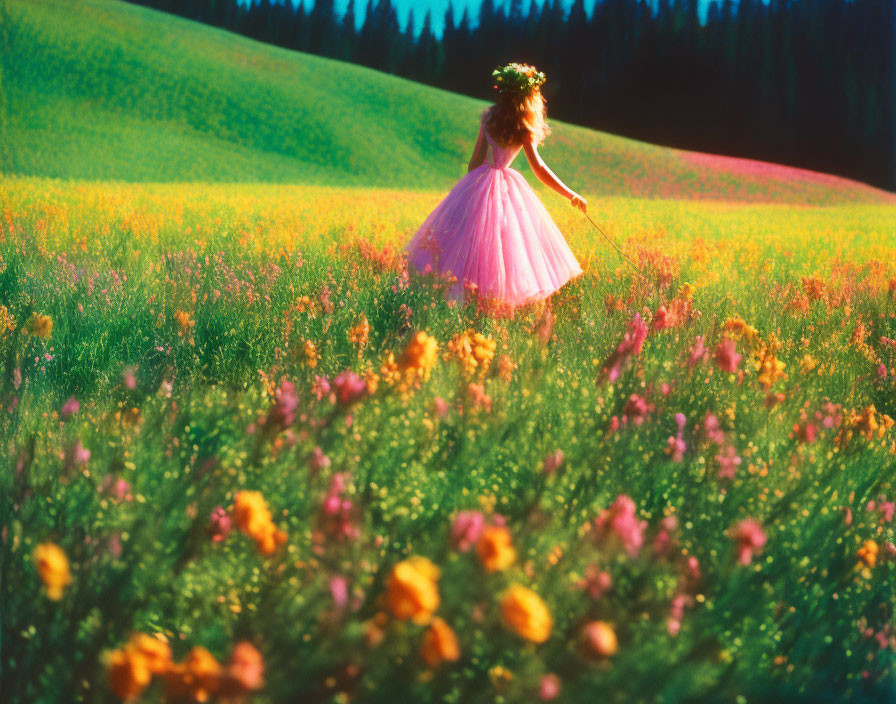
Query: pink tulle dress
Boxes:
[{"xmin": 405, "ymin": 114, "xmax": 583, "ymax": 307}]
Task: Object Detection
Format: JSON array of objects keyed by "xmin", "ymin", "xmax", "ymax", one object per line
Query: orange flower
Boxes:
[
  {"xmin": 857, "ymin": 539, "xmax": 878, "ymax": 568},
  {"xmin": 349, "ymin": 314, "xmax": 370, "ymax": 348},
  {"xmin": 164, "ymin": 647, "xmax": 221, "ymax": 703},
  {"xmin": 108, "ymin": 647, "xmax": 152, "ymax": 701},
  {"xmin": 756, "ymin": 354, "xmax": 786, "ymax": 388},
  {"xmin": 400, "ymin": 331, "xmax": 439, "ymax": 382},
  {"xmin": 25, "ymin": 312, "xmax": 53, "ymax": 339},
  {"xmin": 34, "ymin": 542, "xmax": 72, "ymax": 600},
  {"xmin": 219, "ymin": 641, "xmax": 265, "ymax": 695},
  {"xmin": 476, "ymin": 526, "xmax": 516, "ymax": 572},
  {"xmin": 582, "ymin": 621, "xmax": 618, "ymax": 657},
  {"xmin": 107, "ymin": 633, "xmax": 171, "ymax": 700},
  {"xmin": 420, "ymin": 617, "xmax": 460, "ymax": 667},
  {"xmin": 302, "ymin": 339, "xmax": 319, "ymax": 368},
  {"xmin": 386, "ymin": 556, "xmax": 440, "ymax": 624},
  {"xmin": 500, "ymin": 584, "xmax": 552, "ymax": 643},
  {"xmin": 231, "ymin": 491, "xmax": 287, "ymax": 555}
]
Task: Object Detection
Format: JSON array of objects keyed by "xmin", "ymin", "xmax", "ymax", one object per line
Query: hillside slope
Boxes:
[{"xmin": 2, "ymin": 0, "xmax": 894, "ymax": 204}]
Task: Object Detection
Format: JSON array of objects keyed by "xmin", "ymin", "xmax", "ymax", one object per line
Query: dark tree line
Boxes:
[{"xmin": 126, "ymin": 0, "xmax": 896, "ymax": 191}]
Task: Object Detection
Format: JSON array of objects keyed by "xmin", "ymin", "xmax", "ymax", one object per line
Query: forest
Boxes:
[{"xmin": 123, "ymin": 0, "xmax": 895, "ymax": 191}]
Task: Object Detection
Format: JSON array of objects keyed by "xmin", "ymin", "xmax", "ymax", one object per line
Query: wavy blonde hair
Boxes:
[{"xmin": 484, "ymin": 87, "xmax": 550, "ymax": 148}]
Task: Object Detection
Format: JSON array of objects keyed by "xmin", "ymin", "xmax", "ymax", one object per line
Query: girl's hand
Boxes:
[{"xmin": 570, "ymin": 194, "xmax": 587, "ymax": 213}]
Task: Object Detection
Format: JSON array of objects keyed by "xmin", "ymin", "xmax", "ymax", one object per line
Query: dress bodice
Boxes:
[{"xmin": 482, "ymin": 120, "xmax": 523, "ymax": 170}]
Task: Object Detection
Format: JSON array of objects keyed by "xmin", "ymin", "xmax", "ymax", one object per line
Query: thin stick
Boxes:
[{"xmin": 581, "ymin": 211, "xmax": 652, "ymax": 285}]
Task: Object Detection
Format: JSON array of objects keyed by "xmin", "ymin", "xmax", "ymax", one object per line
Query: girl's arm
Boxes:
[
  {"xmin": 468, "ymin": 123, "xmax": 488, "ymax": 172},
  {"xmin": 523, "ymin": 140, "xmax": 587, "ymax": 212}
]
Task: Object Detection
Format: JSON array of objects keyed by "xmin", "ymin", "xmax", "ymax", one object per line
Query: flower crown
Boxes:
[{"xmin": 492, "ymin": 63, "xmax": 546, "ymax": 96}]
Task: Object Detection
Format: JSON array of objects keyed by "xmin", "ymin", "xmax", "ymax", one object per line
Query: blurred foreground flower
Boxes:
[
  {"xmin": 421, "ymin": 617, "xmax": 460, "ymax": 667},
  {"xmin": 500, "ymin": 584, "xmax": 552, "ymax": 643},
  {"xmin": 25, "ymin": 312, "xmax": 53, "ymax": 338},
  {"xmin": 476, "ymin": 525, "xmax": 516, "ymax": 571},
  {"xmin": 387, "ymin": 556, "xmax": 440, "ymax": 624},
  {"xmin": 231, "ymin": 491, "xmax": 287, "ymax": 556},
  {"xmin": 582, "ymin": 621, "xmax": 618, "ymax": 657},
  {"xmin": 34, "ymin": 542, "xmax": 72, "ymax": 600}
]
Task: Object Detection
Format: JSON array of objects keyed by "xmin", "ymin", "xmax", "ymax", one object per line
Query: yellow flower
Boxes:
[
  {"xmin": 756, "ymin": 354, "xmax": 786, "ymax": 388},
  {"xmin": 500, "ymin": 584, "xmax": 552, "ymax": 643},
  {"xmin": 678, "ymin": 282, "xmax": 696, "ymax": 300},
  {"xmin": 476, "ymin": 525, "xmax": 516, "ymax": 572},
  {"xmin": 386, "ymin": 556, "xmax": 440, "ymax": 624},
  {"xmin": 174, "ymin": 309, "xmax": 194, "ymax": 335},
  {"xmin": 34, "ymin": 542, "xmax": 72, "ymax": 600},
  {"xmin": 302, "ymin": 339, "xmax": 319, "ymax": 368},
  {"xmin": 25, "ymin": 312, "xmax": 53, "ymax": 339},
  {"xmin": 420, "ymin": 617, "xmax": 460, "ymax": 667},
  {"xmin": 349, "ymin": 314, "xmax": 370, "ymax": 348},
  {"xmin": 447, "ymin": 330, "xmax": 496, "ymax": 377},
  {"xmin": 108, "ymin": 646, "xmax": 153, "ymax": 700}
]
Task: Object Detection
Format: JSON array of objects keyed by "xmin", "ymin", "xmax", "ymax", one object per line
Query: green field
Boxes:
[{"xmin": 2, "ymin": 0, "xmax": 896, "ymax": 703}]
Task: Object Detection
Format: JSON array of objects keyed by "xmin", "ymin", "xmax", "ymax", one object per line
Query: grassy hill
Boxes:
[{"xmin": 2, "ymin": 0, "xmax": 895, "ymax": 205}]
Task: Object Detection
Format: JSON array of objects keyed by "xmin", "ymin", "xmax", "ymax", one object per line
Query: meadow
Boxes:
[
  {"xmin": 3, "ymin": 0, "xmax": 896, "ymax": 702},
  {"xmin": 2, "ymin": 174, "xmax": 895, "ymax": 702}
]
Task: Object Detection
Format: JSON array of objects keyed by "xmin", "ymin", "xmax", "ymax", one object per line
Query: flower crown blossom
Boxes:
[{"xmin": 492, "ymin": 63, "xmax": 546, "ymax": 96}]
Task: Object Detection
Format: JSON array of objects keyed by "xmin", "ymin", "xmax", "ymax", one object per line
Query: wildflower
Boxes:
[
  {"xmin": 387, "ymin": 556, "xmax": 440, "ymax": 624},
  {"xmin": 467, "ymin": 382, "xmax": 492, "ymax": 412},
  {"xmin": 756, "ymin": 354, "xmax": 786, "ymax": 388},
  {"xmin": 542, "ymin": 449, "xmax": 564, "ymax": 475},
  {"xmin": 582, "ymin": 621, "xmax": 618, "ymax": 657},
  {"xmin": 723, "ymin": 317, "xmax": 759, "ymax": 346},
  {"xmin": 665, "ymin": 413, "xmax": 687, "ymax": 461},
  {"xmin": 101, "ymin": 476, "xmax": 132, "ymax": 502},
  {"xmin": 332, "ymin": 370, "xmax": 367, "ymax": 405},
  {"xmin": 34, "ymin": 542, "xmax": 72, "ymax": 600},
  {"xmin": 539, "ymin": 674, "xmax": 562, "ymax": 700},
  {"xmin": 687, "ymin": 335, "xmax": 706, "ymax": 368},
  {"xmin": 302, "ymin": 339, "xmax": 319, "ymax": 368},
  {"xmin": 174, "ymin": 309, "xmax": 194, "ymax": 336},
  {"xmin": 701, "ymin": 412, "xmax": 725, "ymax": 444},
  {"xmin": 400, "ymin": 331, "xmax": 439, "ymax": 382},
  {"xmin": 219, "ymin": 642, "xmax": 264, "ymax": 695},
  {"xmin": 231, "ymin": 491, "xmax": 287, "ymax": 556},
  {"xmin": 311, "ymin": 375, "xmax": 331, "ymax": 401},
  {"xmin": 857, "ymin": 540, "xmax": 878, "ymax": 568},
  {"xmin": 349, "ymin": 314, "xmax": 370, "ymax": 349},
  {"xmin": 623, "ymin": 394, "xmax": 651, "ymax": 426},
  {"xmin": 107, "ymin": 634, "xmax": 171, "ymax": 700},
  {"xmin": 593, "ymin": 495, "xmax": 646, "ymax": 557},
  {"xmin": 601, "ymin": 314, "xmax": 648, "ymax": 382},
  {"xmin": 579, "ymin": 566, "xmax": 612, "ymax": 599},
  {"xmin": 319, "ymin": 473, "xmax": 360, "ymax": 541},
  {"xmin": 431, "ymin": 396, "xmax": 449, "ymax": 418},
  {"xmin": 420, "ymin": 617, "xmax": 460, "ymax": 667},
  {"xmin": 652, "ymin": 515, "xmax": 678, "ymax": 557},
  {"xmin": 329, "ymin": 575, "xmax": 348, "ymax": 608},
  {"xmin": 60, "ymin": 395, "xmax": 79, "ymax": 419},
  {"xmin": 309, "ymin": 447, "xmax": 331, "ymax": 476},
  {"xmin": 451, "ymin": 510, "xmax": 484, "ymax": 552},
  {"xmin": 207, "ymin": 506, "xmax": 231, "ymax": 542},
  {"xmin": 733, "ymin": 518, "xmax": 766, "ymax": 565},
  {"xmin": 476, "ymin": 525, "xmax": 516, "ymax": 571},
  {"xmin": 714, "ymin": 338, "xmax": 741, "ymax": 373},
  {"xmin": 716, "ymin": 445, "xmax": 742, "ymax": 479},
  {"xmin": 266, "ymin": 379, "xmax": 298, "ymax": 430},
  {"xmin": 25, "ymin": 312, "xmax": 53, "ymax": 338},
  {"xmin": 497, "ymin": 354, "xmax": 515, "ymax": 382},
  {"xmin": 164, "ymin": 646, "xmax": 221, "ymax": 703},
  {"xmin": 108, "ymin": 647, "xmax": 152, "ymax": 700},
  {"xmin": 500, "ymin": 584, "xmax": 553, "ymax": 643}
]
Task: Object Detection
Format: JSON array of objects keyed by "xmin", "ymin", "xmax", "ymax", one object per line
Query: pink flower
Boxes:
[
  {"xmin": 70, "ymin": 439, "xmax": 90, "ymax": 467},
  {"xmin": 267, "ymin": 380, "xmax": 298, "ymax": 430},
  {"xmin": 431, "ymin": 396, "xmax": 449, "ymax": 418},
  {"xmin": 579, "ymin": 565, "xmax": 612, "ymax": 599},
  {"xmin": 539, "ymin": 674, "xmax": 561, "ymax": 701},
  {"xmin": 61, "ymin": 396, "xmax": 79, "ymax": 419},
  {"xmin": 208, "ymin": 506, "xmax": 232, "ymax": 542},
  {"xmin": 716, "ymin": 445, "xmax": 741, "ymax": 479},
  {"xmin": 329, "ymin": 575, "xmax": 348, "ymax": 608},
  {"xmin": 123, "ymin": 369, "xmax": 137, "ymax": 390},
  {"xmin": 602, "ymin": 314, "xmax": 648, "ymax": 382},
  {"xmin": 623, "ymin": 394, "xmax": 652, "ymax": 426},
  {"xmin": 653, "ymin": 516, "xmax": 678, "ymax": 557},
  {"xmin": 312, "ymin": 375, "xmax": 331, "ymax": 401},
  {"xmin": 593, "ymin": 495, "xmax": 646, "ymax": 557},
  {"xmin": 687, "ymin": 335, "xmax": 707, "ymax": 368},
  {"xmin": 714, "ymin": 338, "xmax": 741, "ymax": 373},
  {"xmin": 652, "ymin": 305, "xmax": 670, "ymax": 330},
  {"xmin": 101, "ymin": 476, "xmax": 131, "ymax": 502},
  {"xmin": 877, "ymin": 364, "xmax": 887, "ymax": 379},
  {"xmin": 701, "ymin": 412, "xmax": 726, "ymax": 444},
  {"xmin": 733, "ymin": 518, "xmax": 767, "ymax": 565},
  {"xmin": 451, "ymin": 510, "xmax": 484, "ymax": 552},
  {"xmin": 332, "ymin": 371, "xmax": 366, "ymax": 406},
  {"xmin": 309, "ymin": 447, "xmax": 331, "ymax": 476},
  {"xmin": 666, "ymin": 413, "xmax": 687, "ymax": 461},
  {"xmin": 319, "ymin": 473, "xmax": 359, "ymax": 541},
  {"xmin": 542, "ymin": 449, "xmax": 564, "ymax": 475}
]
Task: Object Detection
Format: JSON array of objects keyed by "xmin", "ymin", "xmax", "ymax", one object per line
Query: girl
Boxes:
[{"xmin": 405, "ymin": 62, "xmax": 586, "ymax": 308}]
